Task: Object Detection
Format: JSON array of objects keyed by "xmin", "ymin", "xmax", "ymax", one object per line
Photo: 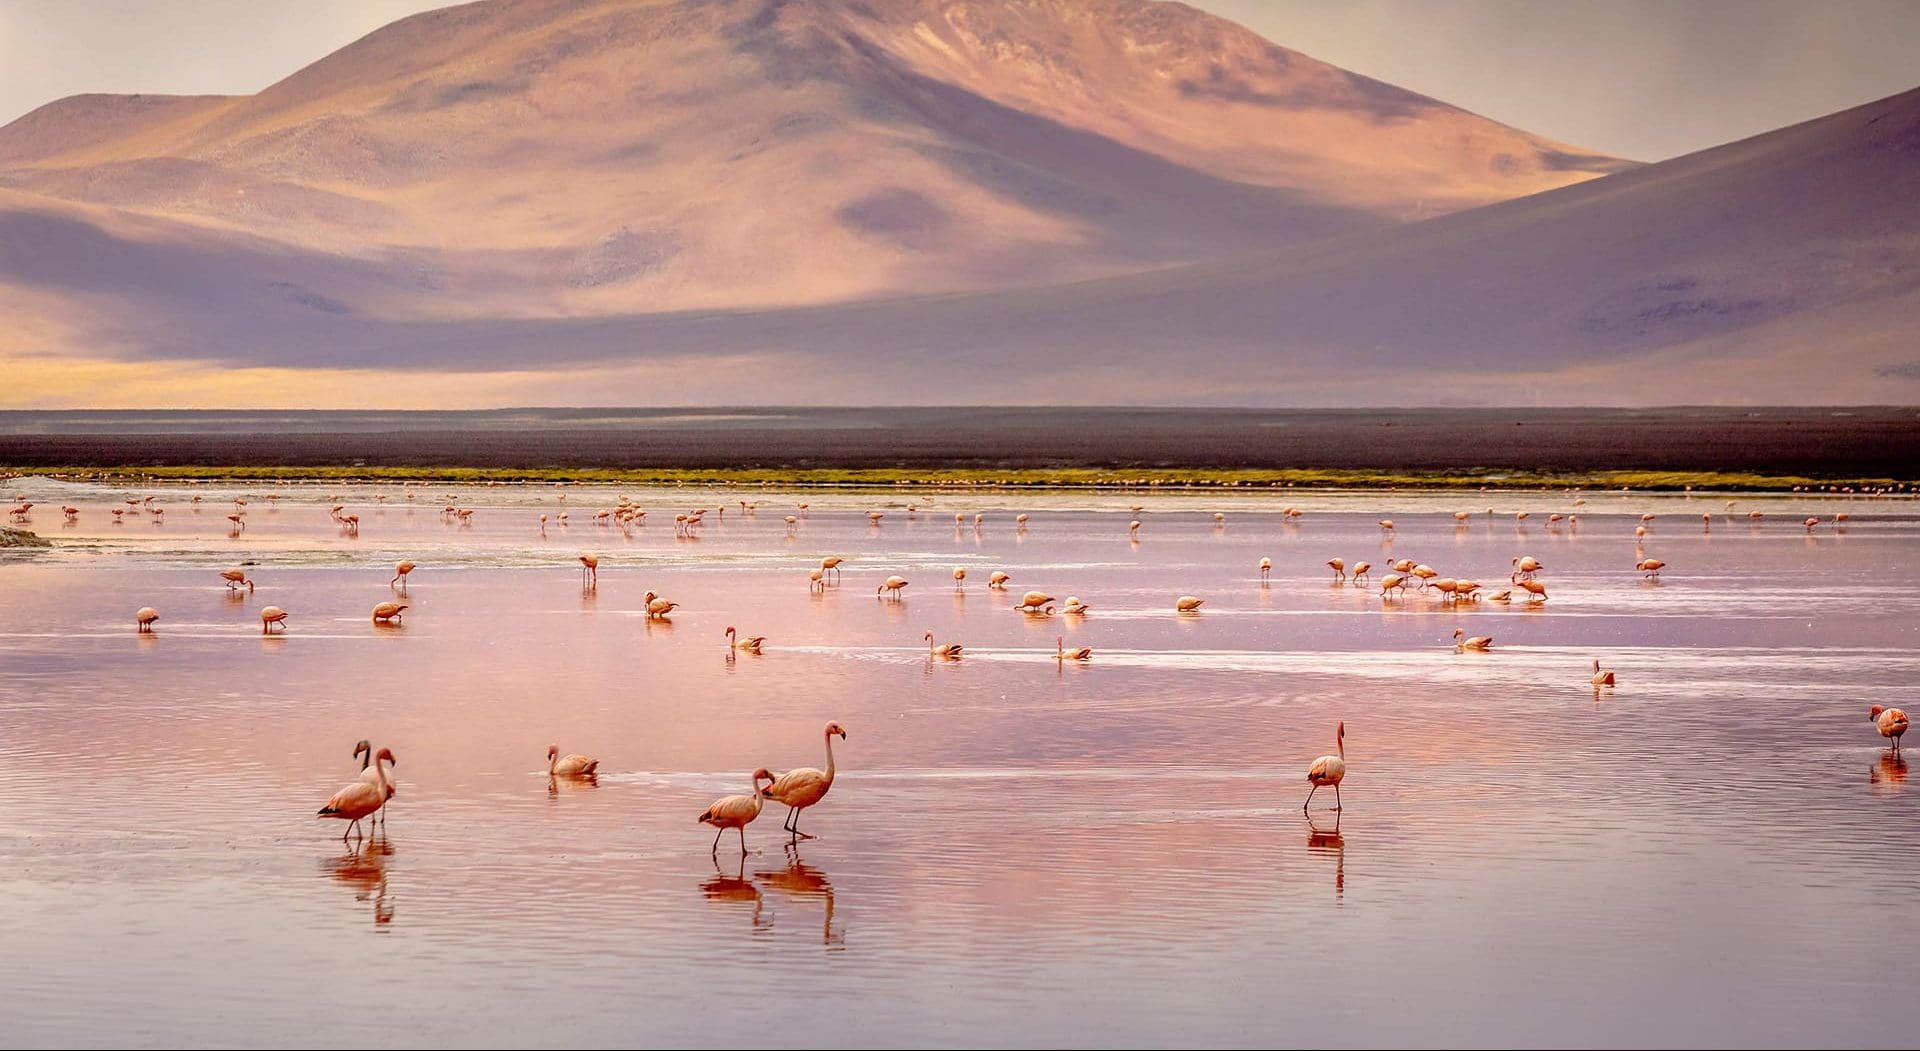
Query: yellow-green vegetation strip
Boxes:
[{"xmin": 6, "ymin": 464, "xmax": 1908, "ymax": 492}]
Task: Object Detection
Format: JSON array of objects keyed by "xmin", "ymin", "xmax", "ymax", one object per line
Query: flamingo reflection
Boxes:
[
  {"xmin": 324, "ymin": 835, "xmax": 395, "ymax": 926},
  {"xmin": 757, "ymin": 845, "xmax": 843, "ymax": 947},
  {"xmin": 1306, "ymin": 815, "xmax": 1345, "ymax": 903},
  {"xmin": 702, "ymin": 856, "xmax": 769, "ymax": 931},
  {"xmin": 1871, "ymin": 752, "xmax": 1908, "ymax": 790}
]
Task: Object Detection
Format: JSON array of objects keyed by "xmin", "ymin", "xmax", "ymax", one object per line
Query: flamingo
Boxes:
[
  {"xmin": 1454, "ymin": 511, "xmax": 1470, "ymax": 522},
  {"xmin": 1062, "ymin": 597, "xmax": 1091, "ymax": 615},
  {"xmin": 1591, "ymin": 658, "xmax": 1616, "ymax": 686},
  {"xmin": 820, "ymin": 556, "xmax": 844, "ymax": 583},
  {"xmin": 1378, "ymin": 574, "xmax": 1407, "ymax": 598},
  {"xmin": 1511, "ymin": 556, "xmax": 1542, "ymax": 580},
  {"xmin": 1453, "ymin": 627, "xmax": 1493, "ymax": 651},
  {"xmin": 371, "ymin": 602, "xmax": 406, "ymax": 625},
  {"xmin": 1129, "ymin": 520, "xmax": 1141, "ymax": 536},
  {"xmin": 549, "ymin": 744, "xmax": 600, "ymax": 777},
  {"xmin": 953, "ymin": 567, "xmax": 967, "ymax": 588},
  {"xmin": 988, "ymin": 571, "xmax": 1011, "ymax": 590},
  {"xmin": 643, "ymin": 591, "xmax": 680, "ymax": 619},
  {"xmin": 1871, "ymin": 706, "xmax": 1909, "ymax": 752},
  {"xmin": 808, "ymin": 569, "xmax": 826, "ymax": 592},
  {"xmin": 260, "ymin": 606, "xmax": 289, "ymax": 633},
  {"xmin": 577, "ymin": 555, "xmax": 599, "ymax": 586},
  {"xmin": 1304, "ymin": 722, "xmax": 1347, "ymax": 813},
  {"xmin": 1016, "ymin": 513, "xmax": 1029, "ymax": 527},
  {"xmin": 1378, "ymin": 519, "xmax": 1394, "ymax": 533},
  {"xmin": 876, "ymin": 576, "xmax": 910, "ymax": 599},
  {"xmin": 699, "ymin": 769, "xmax": 773, "ymax": 855},
  {"xmin": 390, "ymin": 561, "xmax": 415, "ymax": 587},
  {"xmin": 1390, "ymin": 559, "xmax": 1415, "ymax": 573},
  {"xmin": 1351, "ymin": 561, "xmax": 1371, "ymax": 582},
  {"xmin": 1636, "ymin": 558, "xmax": 1666, "ymax": 578},
  {"xmin": 1486, "ymin": 589, "xmax": 1512, "ymax": 603},
  {"xmin": 1212, "ymin": 512, "xmax": 1226, "ymax": 523},
  {"xmin": 221, "ymin": 568, "xmax": 254, "ymax": 592},
  {"xmin": 761, "ymin": 722, "xmax": 847, "ymax": 840},
  {"xmin": 1175, "ymin": 595, "xmax": 1205, "ymax": 612},
  {"xmin": 1016, "ymin": 590, "xmax": 1055, "ymax": 611},
  {"xmin": 1259, "ymin": 557, "xmax": 1272, "ymax": 579},
  {"xmin": 319, "ymin": 748, "xmax": 393, "ymax": 840},
  {"xmin": 1410, "ymin": 564, "xmax": 1438, "ymax": 588},
  {"xmin": 866, "ymin": 511, "xmax": 885, "ymax": 523},
  {"xmin": 973, "ymin": 514, "xmax": 985, "ymax": 527},
  {"xmin": 1057, "ymin": 636, "xmax": 1092, "ymax": 661},
  {"xmin": 726, "ymin": 626, "xmax": 766, "ymax": 654},
  {"xmin": 352, "ymin": 740, "xmax": 397, "ymax": 828},
  {"xmin": 136, "ymin": 607, "xmax": 159, "ymax": 632},
  {"xmin": 1518, "ymin": 579, "xmax": 1548, "ymax": 601},
  {"xmin": 925, "ymin": 631, "xmax": 963, "ymax": 659},
  {"xmin": 62, "ymin": 506, "xmax": 78, "ymax": 521},
  {"xmin": 1327, "ymin": 558, "xmax": 1346, "ymax": 582},
  {"xmin": 1804, "ymin": 517, "xmax": 1820, "ymax": 531}
]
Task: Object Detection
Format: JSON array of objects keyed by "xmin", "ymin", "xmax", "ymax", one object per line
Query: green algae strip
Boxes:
[{"xmin": 5, "ymin": 464, "xmax": 1909, "ymax": 492}]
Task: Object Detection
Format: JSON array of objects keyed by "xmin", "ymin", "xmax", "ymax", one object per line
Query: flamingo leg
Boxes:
[
  {"xmin": 737, "ymin": 827, "xmax": 749, "ymax": 855},
  {"xmin": 710, "ymin": 828, "xmax": 724, "ymax": 856},
  {"xmin": 1304, "ymin": 783, "xmax": 1318, "ymax": 813},
  {"xmin": 1333, "ymin": 784, "xmax": 1342, "ymax": 812}
]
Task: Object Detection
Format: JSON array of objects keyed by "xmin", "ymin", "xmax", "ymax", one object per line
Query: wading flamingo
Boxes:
[
  {"xmin": 261, "ymin": 606, "xmax": 289, "ymax": 633},
  {"xmin": 643, "ymin": 591, "xmax": 680, "ymax": 619},
  {"xmin": 1453, "ymin": 627, "xmax": 1493, "ymax": 651},
  {"xmin": 1062, "ymin": 597, "xmax": 1091, "ymax": 615},
  {"xmin": 761, "ymin": 722, "xmax": 847, "ymax": 840},
  {"xmin": 1872, "ymin": 706, "xmax": 1909, "ymax": 752},
  {"xmin": 1057, "ymin": 636, "xmax": 1092, "ymax": 661},
  {"xmin": 1519, "ymin": 579, "xmax": 1548, "ymax": 601},
  {"xmin": 1176, "ymin": 595, "xmax": 1205, "ymax": 612},
  {"xmin": 1379, "ymin": 574, "xmax": 1407, "ymax": 598},
  {"xmin": 578, "ymin": 555, "xmax": 598, "ymax": 586},
  {"xmin": 699, "ymin": 768, "xmax": 773, "ymax": 855},
  {"xmin": 1016, "ymin": 591, "xmax": 1055, "ymax": 612},
  {"xmin": 726, "ymin": 626, "xmax": 766, "ymax": 654},
  {"xmin": 1328, "ymin": 558, "xmax": 1346, "ymax": 582},
  {"xmin": 136, "ymin": 607, "xmax": 159, "ymax": 632},
  {"xmin": 953, "ymin": 567, "xmax": 966, "ymax": 588},
  {"xmin": 988, "ymin": 571, "xmax": 1011, "ymax": 590},
  {"xmin": 1591, "ymin": 658, "xmax": 1616, "ymax": 686},
  {"xmin": 1259, "ymin": 557, "xmax": 1272, "ymax": 579},
  {"xmin": 925, "ymin": 631, "xmax": 963, "ymax": 659},
  {"xmin": 808, "ymin": 569, "xmax": 826, "ymax": 593},
  {"xmin": 1636, "ymin": 558, "xmax": 1666, "ymax": 578},
  {"xmin": 549, "ymin": 744, "xmax": 600, "ymax": 777},
  {"xmin": 1129, "ymin": 520, "xmax": 1141, "ymax": 536},
  {"xmin": 1304, "ymin": 722, "xmax": 1346, "ymax": 813},
  {"xmin": 1351, "ymin": 561, "xmax": 1371, "ymax": 582},
  {"xmin": 221, "ymin": 568, "xmax": 254, "ymax": 592},
  {"xmin": 877, "ymin": 576, "xmax": 910, "ymax": 599},
  {"xmin": 390, "ymin": 561, "xmax": 415, "ymax": 587},
  {"xmin": 1512, "ymin": 556, "xmax": 1542, "ymax": 580},
  {"xmin": 319, "ymin": 748, "xmax": 393, "ymax": 840},
  {"xmin": 371, "ymin": 602, "xmax": 406, "ymax": 625},
  {"xmin": 353, "ymin": 740, "xmax": 396, "ymax": 828},
  {"xmin": 820, "ymin": 556, "xmax": 844, "ymax": 583}
]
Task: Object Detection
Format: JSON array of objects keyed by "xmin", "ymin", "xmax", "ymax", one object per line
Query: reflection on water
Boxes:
[{"xmin": 0, "ymin": 483, "xmax": 1918, "ymax": 1043}]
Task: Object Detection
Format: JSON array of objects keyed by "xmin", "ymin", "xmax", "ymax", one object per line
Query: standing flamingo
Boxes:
[
  {"xmin": 390, "ymin": 561, "xmax": 415, "ymax": 587},
  {"xmin": 578, "ymin": 555, "xmax": 598, "ymax": 586},
  {"xmin": 1327, "ymin": 558, "xmax": 1346, "ymax": 582},
  {"xmin": 760, "ymin": 722, "xmax": 847, "ymax": 840},
  {"xmin": 1175, "ymin": 595, "xmax": 1205, "ymax": 612},
  {"xmin": 1519, "ymin": 579, "xmax": 1548, "ymax": 601},
  {"xmin": 260, "ymin": 606, "xmax": 289, "ymax": 633},
  {"xmin": 1259, "ymin": 557, "xmax": 1272, "ymax": 579},
  {"xmin": 1872, "ymin": 706, "xmax": 1910, "ymax": 752},
  {"xmin": 1636, "ymin": 558, "xmax": 1666, "ymax": 578},
  {"xmin": 699, "ymin": 769, "xmax": 773, "ymax": 855},
  {"xmin": 136, "ymin": 607, "xmax": 159, "ymax": 632},
  {"xmin": 643, "ymin": 591, "xmax": 679, "ymax": 618},
  {"xmin": 925, "ymin": 631, "xmax": 963, "ymax": 659},
  {"xmin": 820, "ymin": 556, "xmax": 844, "ymax": 583},
  {"xmin": 371, "ymin": 602, "xmax": 407, "ymax": 625},
  {"xmin": 876, "ymin": 576, "xmax": 910, "ymax": 599},
  {"xmin": 319, "ymin": 748, "xmax": 393, "ymax": 840},
  {"xmin": 1351, "ymin": 561, "xmax": 1371, "ymax": 582},
  {"xmin": 988, "ymin": 571, "xmax": 1011, "ymax": 590},
  {"xmin": 221, "ymin": 568, "xmax": 254, "ymax": 592},
  {"xmin": 1304, "ymin": 722, "xmax": 1347, "ymax": 813},
  {"xmin": 952, "ymin": 567, "xmax": 967, "ymax": 589},
  {"xmin": 549, "ymin": 744, "xmax": 600, "ymax": 777}
]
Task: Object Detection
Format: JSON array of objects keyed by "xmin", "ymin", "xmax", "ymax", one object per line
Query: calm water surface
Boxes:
[{"xmin": 0, "ymin": 481, "xmax": 1915, "ymax": 1047}]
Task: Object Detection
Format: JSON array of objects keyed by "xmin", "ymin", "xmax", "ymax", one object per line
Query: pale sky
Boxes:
[{"xmin": 0, "ymin": 0, "xmax": 1916, "ymax": 160}]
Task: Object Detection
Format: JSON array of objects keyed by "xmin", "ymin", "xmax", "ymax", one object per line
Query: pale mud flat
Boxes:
[{"xmin": 0, "ymin": 480, "xmax": 1915, "ymax": 1046}]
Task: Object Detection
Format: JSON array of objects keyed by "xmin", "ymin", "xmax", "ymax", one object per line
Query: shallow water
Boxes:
[{"xmin": 1, "ymin": 481, "xmax": 1915, "ymax": 1046}]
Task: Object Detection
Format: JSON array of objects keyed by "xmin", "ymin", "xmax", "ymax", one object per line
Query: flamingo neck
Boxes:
[
  {"xmin": 549, "ymin": 752, "xmax": 558, "ymax": 776},
  {"xmin": 1337, "ymin": 735, "xmax": 1345, "ymax": 761},
  {"xmin": 823, "ymin": 731, "xmax": 837, "ymax": 783}
]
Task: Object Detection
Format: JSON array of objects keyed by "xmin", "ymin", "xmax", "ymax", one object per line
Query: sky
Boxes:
[{"xmin": 0, "ymin": 0, "xmax": 1916, "ymax": 159}]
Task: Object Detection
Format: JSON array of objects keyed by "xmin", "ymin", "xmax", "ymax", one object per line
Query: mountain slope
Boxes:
[{"xmin": 0, "ymin": 0, "xmax": 1623, "ymax": 320}]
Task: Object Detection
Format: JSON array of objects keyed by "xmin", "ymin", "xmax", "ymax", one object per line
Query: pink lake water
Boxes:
[{"xmin": 0, "ymin": 480, "xmax": 1915, "ymax": 1046}]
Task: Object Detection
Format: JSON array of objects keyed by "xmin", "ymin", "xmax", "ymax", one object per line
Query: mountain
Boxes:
[
  {"xmin": 0, "ymin": 0, "xmax": 1622, "ymax": 347},
  {"xmin": 8, "ymin": 2, "xmax": 1910, "ymax": 406}
]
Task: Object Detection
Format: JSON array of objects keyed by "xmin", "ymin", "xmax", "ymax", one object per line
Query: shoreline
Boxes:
[{"xmin": 4, "ymin": 463, "xmax": 1908, "ymax": 493}]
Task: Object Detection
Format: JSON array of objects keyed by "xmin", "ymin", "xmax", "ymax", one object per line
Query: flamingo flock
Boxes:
[{"xmin": 7, "ymin": 478, "xmax": 1895, "ymax": 853}]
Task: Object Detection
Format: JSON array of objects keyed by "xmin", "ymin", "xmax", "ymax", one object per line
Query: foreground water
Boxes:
[{"xmin": 0, "ymin": 480, "xmax": 1914, "ymax": 1046}]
